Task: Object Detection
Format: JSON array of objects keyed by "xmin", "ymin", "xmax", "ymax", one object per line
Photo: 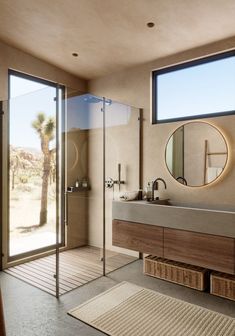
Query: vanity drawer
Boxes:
[
  {"xmin": 164, "ymin": 228, "xmax": 235, "ymax": 274},
  {"xmin": 112, "ymin": 220, "xmax": 163, "ymax": 256}
]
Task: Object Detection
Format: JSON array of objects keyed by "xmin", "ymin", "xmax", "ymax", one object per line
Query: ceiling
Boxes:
[{"xmin": 0, "ymin": 0, "xmax": 235, "ymax": 80}]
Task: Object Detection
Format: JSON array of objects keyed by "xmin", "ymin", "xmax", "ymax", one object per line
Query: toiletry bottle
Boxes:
[
  {"xmin": 75, "ymin": 179, "xmax": 79, "ymax": 188},
  {"xmin": 82, "ymin": 178, "xmax": 88, "ymax": 188},
  {"xmin": 146, "ymin": 182, "xmax": 152, "ymax": 201}
]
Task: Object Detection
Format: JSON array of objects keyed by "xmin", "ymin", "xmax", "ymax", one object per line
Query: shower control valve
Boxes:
[{"xmin": 105, "ymin": 178, "xmax": 114, "ymax": 189}]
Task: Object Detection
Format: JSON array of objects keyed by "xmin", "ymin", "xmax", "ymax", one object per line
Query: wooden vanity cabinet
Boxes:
[
  {"xmin": 112, "ymin": 220, "xmax": 164, "ymax": 256},
  {"xmin": 164, "ymin": 228, "xmax": 235, "ymax": 274},
  {"xmin": 112, "ymin": 220, "xmax": 235, "ymax": 275}
]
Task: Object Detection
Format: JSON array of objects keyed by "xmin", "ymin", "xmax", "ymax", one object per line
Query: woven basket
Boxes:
[
  {"xmin": 144, "ymin": 255, "xmax": 209, "ymax": 291},
  {"xmin": 210, "ymin": 272, "xmax": 235, "ymax": 301}
]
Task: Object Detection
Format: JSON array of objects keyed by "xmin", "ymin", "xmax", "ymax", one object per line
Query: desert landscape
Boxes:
[{"xmin": 9, "ymin": 113, "xmax": 58, "ymax": 256}]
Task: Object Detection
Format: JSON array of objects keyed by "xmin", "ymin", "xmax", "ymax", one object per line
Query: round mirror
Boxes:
[
  {"xmin": 67, "ymin": 139, "xmax": 79, "ymax": 172},
  {"xmin": 165, "ymin": 122, "xmax": 228, "ymax": 187}
]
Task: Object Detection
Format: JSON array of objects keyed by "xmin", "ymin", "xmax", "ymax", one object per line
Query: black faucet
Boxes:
[
  {"xmin": 151, "ymin": 178, "xmax": 167, "ymax": 201},
  {"xmin": 176, "ymin": 176, "xmax": 187, "ymax": 185}
]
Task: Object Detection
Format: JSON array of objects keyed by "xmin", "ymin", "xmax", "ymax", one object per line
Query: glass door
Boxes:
[{"xmin": 7, "ymin": 71, "xmax": 64, "ymax": 261}]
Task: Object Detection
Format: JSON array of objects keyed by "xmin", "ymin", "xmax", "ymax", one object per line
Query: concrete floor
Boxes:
[{"xmin": 1, "ymin": 260, "xmax": 235, "ymax": 336}]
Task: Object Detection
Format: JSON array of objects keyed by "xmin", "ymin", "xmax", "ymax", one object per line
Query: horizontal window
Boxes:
[{"xmin": 152, "ymin": 51, "xmax": 235, "ymax": 123}]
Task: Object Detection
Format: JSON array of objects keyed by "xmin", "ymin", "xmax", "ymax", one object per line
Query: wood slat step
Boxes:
[
  {"xmin": 5, "ymin": 269, "xmax": 57, "ymax": 296},
  {"xmin": 5, "ymin": 268, "xmax": 63, "ymax": 294},
  {"xmin": 35, "ymin": 256, "xmax": 100, "ymax": 281},
  {"xmin": 33, "ymin": 262, "xmax": 89, "ymax": 286},
  {"xmin": 5, "ymin": 246, "xmax": 137, "ymax": 297},
  {"xmin": 15, "ymin": 263, "xmax": 77, "ymax": 290}
]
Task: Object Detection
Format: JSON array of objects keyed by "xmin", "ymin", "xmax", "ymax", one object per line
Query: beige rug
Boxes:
[{"xmin": 68, "ymin": 282, "xmax": 235, "ymax": 336}]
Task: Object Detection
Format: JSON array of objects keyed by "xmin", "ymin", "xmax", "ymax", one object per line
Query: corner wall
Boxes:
[{"xmin": 88, "ymin": 37, "xmax": 235, "ymax": 208}]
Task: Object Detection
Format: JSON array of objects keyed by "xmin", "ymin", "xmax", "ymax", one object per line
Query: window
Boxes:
[{"xmin": 152, "ymin": 51, "xmax": 235, "ymax": 123}]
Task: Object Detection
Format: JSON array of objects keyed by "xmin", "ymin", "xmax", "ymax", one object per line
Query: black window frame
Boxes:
[
  {"xmin": 152, "ymin": 50, "xmax": 235, "ymax": 124},
  {"xmin": 7, "ymin": 69, "xmax": 66, "ymax": 262}
]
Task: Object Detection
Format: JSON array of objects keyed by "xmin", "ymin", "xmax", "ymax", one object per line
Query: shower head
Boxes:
[
  {"xmin": 83, "ymin": 94, "xmax": 112, "ymax": 105},
  {"xmin": 83, "ymin": 95, "xmax": 102, "ymax": 104}
]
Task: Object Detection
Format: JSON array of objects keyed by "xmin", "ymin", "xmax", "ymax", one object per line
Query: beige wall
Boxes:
[
  {"xmin": 1, "ymin": 40, "xmax": 87, "ymax": 267},
  {"xmin": 66, "ymin": 129, "xmax": 89, "ymax": 248},
  {"xmin": 88, "ymin": 38, "xmax": 235, "ymax": 209},
  {"xmin": 0, "ymin": 40, "xmax": 87, "ymax": 100}
]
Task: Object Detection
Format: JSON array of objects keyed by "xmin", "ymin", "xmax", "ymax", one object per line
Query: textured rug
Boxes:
[{"xmin": 68, "ymin": 281, "xmax": 235, "ymax": 336}]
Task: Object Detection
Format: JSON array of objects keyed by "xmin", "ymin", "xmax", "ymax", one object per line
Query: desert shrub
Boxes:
[
  {"xmin": 10, "ymin": 196, "xmax": 19, "ymax": 201},
  {"xmin": 16, "ymin": 184, "xmax": 31, "ymax": 192},
  {"xmin": 19, "ymin": 175, "xmax": 28, "ymax": 184}
]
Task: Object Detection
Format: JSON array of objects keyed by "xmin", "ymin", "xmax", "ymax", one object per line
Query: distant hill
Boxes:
[
  {"xmin": 10, "ymin": 145, "xmax": 42, "ymax": 170},
  {"xmin": 17, "ymin": 147, "xmax": 42, "ymax": 156}
]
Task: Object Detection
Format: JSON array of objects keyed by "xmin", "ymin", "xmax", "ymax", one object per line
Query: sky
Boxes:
[
  {"xmin": 157, "ymin": 55, "xmax": 235, "ymax": 120},
  {"xmin": 10, "ymin": 75, "xmax": 56, "ymax": 150}
]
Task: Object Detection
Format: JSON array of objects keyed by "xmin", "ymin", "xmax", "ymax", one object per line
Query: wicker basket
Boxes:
[
  {"xmin": 210, "ymin": 272, "xmax": 235, "ymax": 301},
  {"xmin": 144, "ymin": 255, "xmax": 209, "ymax": 291}
]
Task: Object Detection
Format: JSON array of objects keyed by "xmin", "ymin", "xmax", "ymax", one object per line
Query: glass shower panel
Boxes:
[
  {"xmin": 8, "ymin": 87, "xmax": 60, "ymax": 258},
  {"xmin": 105, "ymin": 100, "xmax": 140, "ymax": 272},
  {"xmin": 61, "ymin": 92, "xmax": 140, "ymax": 294},
  {"xmin": 63, "ymin": 92, "xmax": 104, "ymax": 295}
]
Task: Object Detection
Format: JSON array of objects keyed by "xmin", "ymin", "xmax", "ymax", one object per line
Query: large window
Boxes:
[{"xmin": 152, "ymin": 51, "xmax": 235, "ymax": 123}]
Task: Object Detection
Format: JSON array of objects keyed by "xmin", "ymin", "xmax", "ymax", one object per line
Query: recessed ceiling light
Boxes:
[
  {"xmin": 147, "ymin": 22, "xmax": 155, "ymax": 28},
  {"xmin": 72, "ymin": 52, "xmax": 78, "ymax": 57}
]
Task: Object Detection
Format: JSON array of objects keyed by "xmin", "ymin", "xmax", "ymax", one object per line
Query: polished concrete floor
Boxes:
[{"xmin": 2, "ymin": 260, "xmax": 235, "ymax": 336}]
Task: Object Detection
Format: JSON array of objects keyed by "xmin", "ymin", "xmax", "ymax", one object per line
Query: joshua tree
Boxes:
[{"xmin": 32, "ymin": 112, "xmax": 56, "ymax": 226}]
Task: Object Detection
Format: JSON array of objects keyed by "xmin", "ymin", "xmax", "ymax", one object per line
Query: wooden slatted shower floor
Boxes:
[{"xmin": 4, "ymin": 246, "xmax": 137, "ymax": 296}]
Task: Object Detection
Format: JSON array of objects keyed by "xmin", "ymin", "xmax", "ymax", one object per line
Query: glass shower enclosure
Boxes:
[
  {"xmin": 1, "ymin": 87, "xmax": 141, "ymax": 298},
  {"xmin": 61, "ymin": 91, "xmax": 141, "ymax": 296}
]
